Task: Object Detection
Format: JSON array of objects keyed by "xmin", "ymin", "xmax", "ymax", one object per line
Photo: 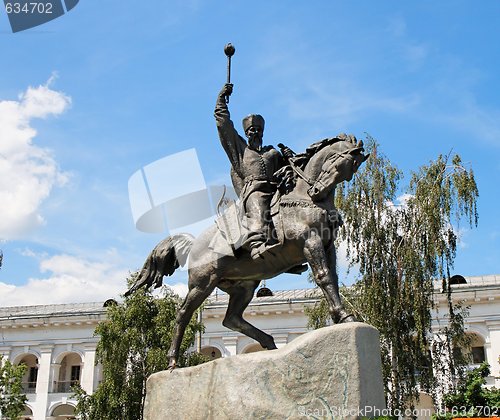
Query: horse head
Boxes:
[{"xmin": 305, "ymin": 136, "xmax": 369, "ymax": 201}]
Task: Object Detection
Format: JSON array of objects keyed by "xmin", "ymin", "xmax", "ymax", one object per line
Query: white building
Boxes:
[
  {"xmin": 0, "ymin": 275, "xmax": 498, "ymax": 419},
  {"xmin": 0, "ymin": 303, "xmax": 105, "ymax": 420}
]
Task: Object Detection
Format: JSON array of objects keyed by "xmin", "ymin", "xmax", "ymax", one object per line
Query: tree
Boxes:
[
  {"xmin": 0, "ymin": 356, "xmax": 27, "ymax": 420},
  {"xmin": 434, "ymin": 362, "xmax": 500, "ymax": 419},
  {"xmin": 306, "ymin": 136, "xmax": 478, "ymax": 409},
  {"xmin": 74, "ymin": 278, "xmax": 207, "ymax": 420}
]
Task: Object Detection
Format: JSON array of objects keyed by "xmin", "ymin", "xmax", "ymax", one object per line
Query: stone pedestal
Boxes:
[{"xmin": 144, "ymin": 322, "xmax": 386, "ymax": 420}]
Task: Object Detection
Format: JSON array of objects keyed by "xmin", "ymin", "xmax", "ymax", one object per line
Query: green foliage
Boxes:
[
  {"xmin": 305, "ymin": 284, "xmax": 367, "ymax": 328},
  {"xmin": 307, "ymin": 137, "xmax": 479, "ymax": 410},
  {"xmin": 432, "ymin": 301, "xmax": 472, "ymax": 396},
  {"xmin": 74, "ymin": 277, "xmax": 206, "ymax": 420},
  {"xmin": 433, "ymin": 363, "xmax": 500, "ymax": 419},
  {"xmin": 0, "ymin": 356, "xmax": 27, "ymax": 420},
  {"xmin": 304, "ymin": 295, "xmax": 330, "ymax": 330}
]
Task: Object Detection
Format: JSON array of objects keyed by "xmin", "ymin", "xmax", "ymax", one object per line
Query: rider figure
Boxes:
[{"xmin": 215, "ymin": 83, "xmax": 294, "ymax": 259}]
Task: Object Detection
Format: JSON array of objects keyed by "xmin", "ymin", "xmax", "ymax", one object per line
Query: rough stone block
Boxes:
[{"xmin": 144, "ymin": 322, "xmax": 386, "ymax": 419}]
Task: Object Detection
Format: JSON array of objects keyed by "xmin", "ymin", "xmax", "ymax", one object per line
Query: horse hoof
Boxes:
[
  {"xmin": 339, "ymin": 313, "xmax": 356, "ymax": 323},
  {"xmin": 264, "ymin": 337, "xmax": 278, "ymax": 350},
  {"xmin": 167, "ymin": 359, "xmax": 177, "ymax": 371},
  {"xmin": 332, "ymin": 308, "xmax": 356, "ymax": 324}
]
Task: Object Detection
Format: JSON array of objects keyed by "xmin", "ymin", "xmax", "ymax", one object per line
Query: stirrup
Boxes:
[{"xmin": 250, "ymin": 244, "xmax": 266, "ymax": 260}]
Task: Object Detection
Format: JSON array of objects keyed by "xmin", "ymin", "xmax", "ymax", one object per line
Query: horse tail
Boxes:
[{"xmin": 125, "ymin": 233, "xmax": 194, "ymax": 297}]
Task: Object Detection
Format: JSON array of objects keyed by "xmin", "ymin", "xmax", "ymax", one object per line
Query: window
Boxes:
[
  {"xmin": 70, "ymin": 365, "xmax": 81, "ymax": 384},
  {"xmin": 28, "ymin": 367, "xmax": 38, "ymax": 388},
  {"xmin": 471, "ymin": 346, "xmax": 486, "ymax": 364}
]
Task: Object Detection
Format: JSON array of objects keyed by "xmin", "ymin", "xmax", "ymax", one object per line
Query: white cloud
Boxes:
[
  {"xmin": 153, "ymin": 282, "xmax": 188, "ymax": 299},
  {"xmin": 0, "ymin": 252, "xmax": 129, "ymax": 306},
  {"xmin": 0, "ymin": 77, "xmax": 71, "ymax": 240},
  {"xmin": 336, "ymin": 239, "xmax": 360, "ymax": 286},
  {"xmin": 0, "ymin": 249, "xmax": 189, "ymax": 306},
  {"xmin": 386, "ymin": 193, "xmax": 414, "ymax": 212}
]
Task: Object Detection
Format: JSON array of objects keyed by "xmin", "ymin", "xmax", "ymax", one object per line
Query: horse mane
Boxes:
[{"xmin": 291, "ymin": 133, "xmax": 358, "ymax": 169}]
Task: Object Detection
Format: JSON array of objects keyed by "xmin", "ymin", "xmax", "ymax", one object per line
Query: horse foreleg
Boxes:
[
  {"xmin": 221, "ymin": 281, "xmax": 277, "ymax": 350},
  {"xmin": 303, "ymin": 232, "xmax": 355, "ymax": 324},
  {"xmin": 167, "ymin": 279, "xmax": 216, "ymax": 369}
]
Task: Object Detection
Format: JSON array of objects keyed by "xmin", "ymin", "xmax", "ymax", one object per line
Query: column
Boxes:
[
  {"xmin": 34, "ymin": 345, "xmax": 53, "ymax": 420},
  {"xmin": 222, "ymin": 336, "xmax": 238, "ymax": 356},
  {"xmin": 486, "ymin": 325, "xmax": 500, "ymax": 387},
  {"xmin": 50, "ymin": 363, "xmax": 61, "ymax": 392},
  {"xmin": 81, "ymin": 344, "xmax": 97, "ymax": 394},
  {"xmin": 273, "ymin": 334, "xmax": 289, "ymax": 349},
  {"xmin": 0, "ymin": 346, "xmax": 11, "ymax": 360}
]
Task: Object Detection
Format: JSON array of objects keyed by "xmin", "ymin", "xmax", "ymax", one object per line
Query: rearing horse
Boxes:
[{"xmin": 126, "ymin": 136, "xmax": 368, "ymax": 369}]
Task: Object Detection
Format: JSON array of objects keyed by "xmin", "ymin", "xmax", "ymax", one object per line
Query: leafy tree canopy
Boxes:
[
  {"xmin": 0, "ymin": 356, "xmax": 27, "ymax": 420},
  {"xmin": 434, "ymin": 362, "xmax": 500, "ymax": 419}
]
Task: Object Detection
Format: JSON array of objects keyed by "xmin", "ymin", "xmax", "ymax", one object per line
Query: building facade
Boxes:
[
  {"xmin": 0, "ymin": 303, "xmax": 104, "ymax": 420},
  {"xmin": 0, "ymin": 275, "xmax": 498, "ymax": 419}
]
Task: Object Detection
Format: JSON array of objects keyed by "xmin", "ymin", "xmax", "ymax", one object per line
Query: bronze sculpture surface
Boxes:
[
  {"xmin": 126, "ymin": 46, "xmax": 369, "ymax": 369},
  {"xmin": 215, "ymin": 83, "xmax": 295, "ymax": 259}
]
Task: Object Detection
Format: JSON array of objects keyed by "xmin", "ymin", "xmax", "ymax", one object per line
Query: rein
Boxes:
[
  {"xmin": 287, "ymin": 158, "xmax": 314, "ymax": 186},
  {"xmin": 289, "ymin": 149, "xmax": 354, "ymax": 187}
]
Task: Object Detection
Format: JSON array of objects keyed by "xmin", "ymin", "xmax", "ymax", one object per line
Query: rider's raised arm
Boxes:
[
  {"xmin": 214, "ymin": 84, "xmax": 246, "ymax": 174},
  {"xmin": 214, "ymin": 83, "xmax": 233, "ymax": 126}
]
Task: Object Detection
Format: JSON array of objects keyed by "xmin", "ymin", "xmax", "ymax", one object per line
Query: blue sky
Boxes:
[{"xmin": 0, "ymin": 1, "xmax": 499, "ymax": 305}]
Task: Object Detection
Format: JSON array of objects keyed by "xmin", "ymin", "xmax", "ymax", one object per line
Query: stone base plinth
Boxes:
[{"xmin": 144, "ymin": 322, "xmax": 386, "ymax": 419}]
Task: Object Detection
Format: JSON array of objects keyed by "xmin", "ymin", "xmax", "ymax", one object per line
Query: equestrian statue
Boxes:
[{"xmin": 125, "ymin": 44, "xmax": 369, "ymax": 369}]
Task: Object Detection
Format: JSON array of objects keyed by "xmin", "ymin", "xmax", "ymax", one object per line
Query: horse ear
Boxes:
[{"xmin": 363, "ymin": 153, "xmax": 370, "ymax": 162}]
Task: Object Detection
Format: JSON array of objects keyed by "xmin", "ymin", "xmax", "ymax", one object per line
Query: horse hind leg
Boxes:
[
  {"xmin": 167, "ymin": 276, "xmax": 217, "ymax": 369},
  {"xmin": 221, "ymin": 280, "xmax": 277, "ymax": 350}
]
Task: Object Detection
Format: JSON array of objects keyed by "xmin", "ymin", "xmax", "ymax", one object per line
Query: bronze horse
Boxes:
[{"xmin": 126, "ymin": 136, "xmax": 368, "ymax": 368}]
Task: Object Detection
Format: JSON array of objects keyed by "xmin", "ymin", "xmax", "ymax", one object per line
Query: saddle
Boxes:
[
  {"xmin": 209, "ymin": 196, "xmax": 281, "ymax": 257},
  {"xmin": 208, "ymin": 197, "xmax": 307, "ymax": 275}
]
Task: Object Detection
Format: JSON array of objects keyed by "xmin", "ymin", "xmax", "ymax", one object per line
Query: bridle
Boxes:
[{"xmin": 288, "ymin": 149, "xmax": 360, "ymax": 194}]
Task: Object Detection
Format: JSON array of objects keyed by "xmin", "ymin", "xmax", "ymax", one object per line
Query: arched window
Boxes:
[
  {"xmin": 241, "ymin": 343, "xmax": 265, "ymax": 354},
  {"xmin": 52, "ymin": 352, "xmax": 83, "ymax": 393},
  {"xmin": 51, "ymin": 403, "xmax": 76, "ymax": 419},
  {"xmin": 200, "ymin": 346, "xmax": 222, "ymax": 360},
  {"xmin": 16, "ymin": 354, "xmax": 38, "ymax": 394},
  {"xmin": 468, "ymin": 333, "xmax": 486, "ymax": 364},
  {"xmin": 21, "ymin": 404, "xmax": 33, "ymax": 420}
]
